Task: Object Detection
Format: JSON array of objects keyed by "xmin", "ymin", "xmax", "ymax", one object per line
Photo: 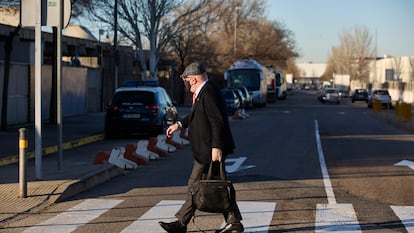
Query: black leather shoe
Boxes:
[
  {"xmin": 159, "ymin": 220, "xmax": 187, "ymax": 233},
  {"xmin": 215, "ymin": 222, "xmax": 244, "ymax": 233}
]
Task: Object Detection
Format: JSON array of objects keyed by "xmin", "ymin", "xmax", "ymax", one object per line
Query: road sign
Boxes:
[{"xmin": 21, "ymin": 0, "xmax": 71, "ymax": 28}]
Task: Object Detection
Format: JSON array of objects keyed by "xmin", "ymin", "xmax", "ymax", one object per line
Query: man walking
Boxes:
[{"xmin": 159, "ymin": 62, "xmax": 244, "ymax": 233}]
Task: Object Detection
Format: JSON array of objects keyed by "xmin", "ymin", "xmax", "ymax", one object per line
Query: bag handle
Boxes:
[{"xmin": 206, "ymin": 161, "xmax": 227, "ymax": 180}]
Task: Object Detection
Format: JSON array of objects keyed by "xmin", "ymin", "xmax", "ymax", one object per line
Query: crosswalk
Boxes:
[{"xmin": 20, "ymin": 199, "xmax": 414, "ymax": 233}]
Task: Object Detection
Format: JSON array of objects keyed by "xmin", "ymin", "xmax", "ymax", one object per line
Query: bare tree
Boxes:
[
  {"xmin": 201, "ymin": 0, "xmax": 298, "ymax": 72},
  {"xmin": 168, "ymin": 0, "xmax": 224, "ymax": 72},
  {"xmin": 85, "ymin": 0, "xmax": 207, "ymax": 80},
  {"xmin": 327, "ymin": 26, "xmax": 375, "ymax": 81}
]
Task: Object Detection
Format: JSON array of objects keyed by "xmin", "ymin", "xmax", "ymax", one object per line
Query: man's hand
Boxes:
[
  {"xmin": 212, "ymin": 148, "xmax": 222, "ymax": 162},
  {"xmin": 166, "ymin": 123, "xmax": 179, "ymax": 138}
]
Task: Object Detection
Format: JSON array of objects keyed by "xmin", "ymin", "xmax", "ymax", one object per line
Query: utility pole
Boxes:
[
  {"xmin": 34, "ymin": 0, "xmax": 43, "ymax": 180},
  {"xmin": 112, "ymin": 0, "xmax": 118, "ymax": 91}
]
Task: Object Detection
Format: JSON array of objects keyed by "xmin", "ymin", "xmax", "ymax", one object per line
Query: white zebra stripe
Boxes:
[
  {"xmin": 22, "ymin": 199, "xmax": 123, "ymax": 233},
  {"xmin": 120, "ymin": 200, "xmax": 184, "ymax": 233},
  {"xmin": 391, "ymin": 205, "xmax": 414, "ymax": 233},
  {"xmin": 315, "ymin": 203, "xmax": 362, "ymax": 233},
  {"xmin": 232, "ymin": 201, "xmax": 276, "ymax": 232},
  {"xmin": 20, "ymin": 198, "xmax": 414, "ymax": 233}
]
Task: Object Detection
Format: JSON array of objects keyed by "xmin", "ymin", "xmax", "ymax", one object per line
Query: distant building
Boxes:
[
  {"xmin": 294, "ymin": 62, "xmax": 327, "ymax": 88},
  {"xmin": 368, "ymin": 56, "xmax": 414, "ymax": 84}
]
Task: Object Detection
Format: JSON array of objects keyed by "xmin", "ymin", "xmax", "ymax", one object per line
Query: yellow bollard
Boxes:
[{"xmin": 19, "ymin": 128, "xmax": 28, "ymax": 198}]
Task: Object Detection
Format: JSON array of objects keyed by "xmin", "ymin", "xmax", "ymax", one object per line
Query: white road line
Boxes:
[
  {"xmin": 120, "ymin": 200, "xmax": 184, "ymax": 233},
  {"xmin": 22, "ymin": 199, "xmax": 123, "ymax": 233},
  {"xmin": 235, "ymin": 201, "xmax": 276, "ymax": 233},
  {"xmin": 391, "ymin": 206, "xmax": 414, "ymax": 233},
  {"xmin": 314, "ymin": 120, "xmax": 362, "ymax": 232},
  {"xmin": 314, "ymin": 120, "xmax": 336, "ymax": 204},
  {"xmin": 315, "ymin": 203, "xmax": 362, "ymax": 233}
]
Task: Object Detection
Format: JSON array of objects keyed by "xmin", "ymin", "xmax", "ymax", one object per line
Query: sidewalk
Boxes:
[
  {"xmin": 0, "ymin": 112, "xmax": 123, "ymax": 224},
  {"xmin": 0, "ymin": 107, "xmax": 192, "ymax": 224}
]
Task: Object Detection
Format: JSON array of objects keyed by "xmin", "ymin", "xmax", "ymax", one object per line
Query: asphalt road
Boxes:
[{"xmin": 3, "ymin": 90, "xmax": 414, "ymax": 233}]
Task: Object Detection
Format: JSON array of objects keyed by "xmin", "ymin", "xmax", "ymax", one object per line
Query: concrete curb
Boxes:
[
  {"xmin": 0, "ymin": 134, "xmax": 105, "ymax": 166},
  {"xmin": 53, "ymin": 165, "xmax": 124, "ymax": 203}
]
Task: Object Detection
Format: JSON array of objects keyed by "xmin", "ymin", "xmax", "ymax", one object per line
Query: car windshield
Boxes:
[
  {"xmin": 227, "ymin": 69, "xmax": 261, "ymax": 92},
  {"xmin": 113, "ymin": 91, "xmax": 154, "ymax": 105},
  {"xmin": 325, "ymin": 89, "xmax": 337, "ymax": 94},
  {"xmin": 374, "ymin": 90, "xmax": 389, "ymax": 95}
]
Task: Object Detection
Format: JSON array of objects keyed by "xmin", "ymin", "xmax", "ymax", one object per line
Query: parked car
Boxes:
[
  {"xmin": 104, "ymin": 86, "xmax": 178, "ymax": 138},
  {"xmin": 367, "ymin": 89, "xmax": 392, "ymax": 108},
  {"xmin": 230, "ymin": 88, "xmax": 248, "ymax": 109},
  {"xmin": 237, "ymin": 86, "xmax": 253, "ymax": 108},
  {"xmin": 319, "ymin": 87, "xmax": 340, "ymax": 104},
  {"xmin": 351, "ymin": 88, "xmax": 368, "ymax": 103},
  {"xmin": 220, "ymin": 89, "xmax": 240, "ymax": 114}
]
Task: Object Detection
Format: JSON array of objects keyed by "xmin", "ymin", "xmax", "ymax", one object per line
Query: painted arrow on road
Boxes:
[
  {"xmin": 225, "ymin": 157, "xmax": 255, "ymax": 173},
  {"xmin": 394, "ymin": 160, "xmax": 414, "ymax": 171}
]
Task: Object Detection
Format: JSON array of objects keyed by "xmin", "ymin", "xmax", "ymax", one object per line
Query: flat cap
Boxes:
[{"xmin": 180, "ymin": 62, "xmax": 206, "ymax": 78}]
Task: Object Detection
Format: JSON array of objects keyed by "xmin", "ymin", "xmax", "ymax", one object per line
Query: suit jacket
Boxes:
[{"xmin": 181, "ymin": 81, "xmax": 235, "ymax": 165}]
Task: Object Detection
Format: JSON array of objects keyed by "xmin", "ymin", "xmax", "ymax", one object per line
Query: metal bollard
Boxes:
[{"xmin": 19, "ymin": 128, "xmax": 28, "ymax": 198}]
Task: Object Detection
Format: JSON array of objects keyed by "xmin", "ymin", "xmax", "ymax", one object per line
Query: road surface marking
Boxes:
[
  {"xmin": 225, "ymin": 157, "xmax": 256, "ymax": 173},
  {"xmin": 314, "ymin": 120, "xmax": 336, "ymax": 204},
  {"xmin": 314, "ymin": 120, "xmax": 362, "ymax": 232},
  {"xmin": 19, "ymin": 198, "xmax": 414, "ymax": 232},
  {"xmin": 391, "ymin": 206, "xmax": 414, "ymax": 233},
  {"xmin": 315, "ymin": 203, "xmax": 362, "ymax": 233},
  {"xmin": 122, "ymin": 200, "xmax": 275, "ymax": 233},
  {"xmin": 22, "ymin": 199, "xmax": 123, "ymax": 233},
  {"xmin": 394, "ymin": 160, "xmax": 414, "ymax": 171},
  {"xmin": 121, "ymin": 200, "xmax": 183, "ymax": 233},
  {"xmin": 229, "ymin": 201, "xmax": 276, "ymax": 232}
]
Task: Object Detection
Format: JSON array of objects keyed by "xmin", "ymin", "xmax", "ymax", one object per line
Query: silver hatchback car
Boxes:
[
  {"xmin": 320, "ymin": 88, "xmax": 340, "ymax": 104},
  {"xmin": 367, "ymin": 89, "xmax": 392, "ymax": 108}
]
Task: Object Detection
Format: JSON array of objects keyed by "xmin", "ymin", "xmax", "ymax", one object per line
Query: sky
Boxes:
[{"xmin": 265, "ymin": 0, "xmax": 414, "ymax": 64}]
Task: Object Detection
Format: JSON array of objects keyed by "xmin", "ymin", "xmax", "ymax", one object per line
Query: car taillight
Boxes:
[
  {"xmin": 145, "ymin": 103, "xmax": 159, "ymax": 110},
  {"xmin": 106, "ymin": 105, "xmax": 119, "ymax": 111}
]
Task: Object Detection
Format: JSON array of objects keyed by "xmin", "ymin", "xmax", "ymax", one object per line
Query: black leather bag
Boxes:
[{"xmin": 192, "ymin": 161, "xmax": 235, "ymax": 213}]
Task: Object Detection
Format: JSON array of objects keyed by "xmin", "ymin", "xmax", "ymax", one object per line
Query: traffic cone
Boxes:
[
  {"xmin": 124, "ymin": 143, "xmax": 149, "ymax": 165},
  {"xmin": 93, "ymin": 151, "xmax": 110, "ymax": 164},
  {"xmin": 172, "ymin": 130, "xmax": 189, "ymax": 145},
  {"xmin": 147, "ymin": 137, "xmax": 167, "ymax": 156},
  {"xmin": 180, "ymin": 128, "xmax": 189, "ymax": 140},
  {"xmin": 166, "ymin": 136, "xmax": 183, "ymax": 149},
  {"xmin": 136, "ymin": 140, "xmax": 160, "ymax": 160},
  {"xmin": 108, "ymin": 147, "xmax": 138, "ymax": 170},
  {"xmin": 232, "ymin": 109, "xmax": 244, "ymax": 120},
  {"xmin": 156, "ymin": 134, "xmax": 177, "ymax": 152}
]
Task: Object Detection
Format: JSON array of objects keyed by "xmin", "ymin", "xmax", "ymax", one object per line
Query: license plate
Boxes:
[{"xmin": 123, "ymin": 114, "xmax": 140, "ymax": 118}]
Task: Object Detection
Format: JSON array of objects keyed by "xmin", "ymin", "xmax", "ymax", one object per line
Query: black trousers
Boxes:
[{"xmin": 175, "ymin": 160, "xmax": 243, "ymax": 225}]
